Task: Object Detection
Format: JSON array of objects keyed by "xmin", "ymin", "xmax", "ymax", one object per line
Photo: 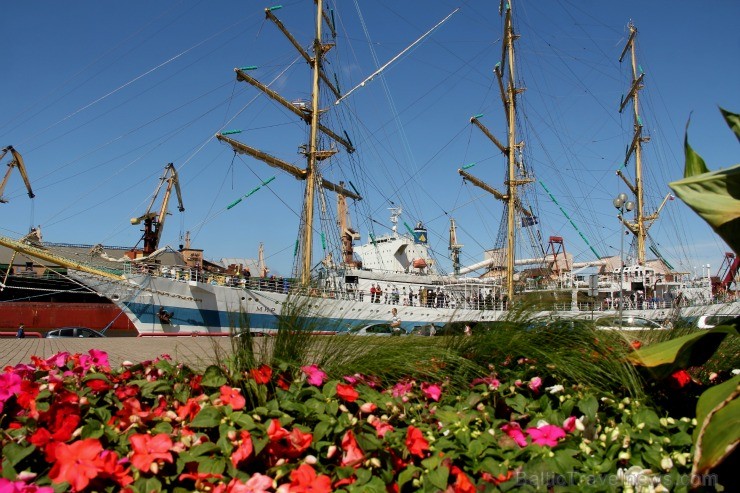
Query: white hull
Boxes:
[{"xmin": 71, "ymin": 271, "xmax": 739, "ymax": 334}]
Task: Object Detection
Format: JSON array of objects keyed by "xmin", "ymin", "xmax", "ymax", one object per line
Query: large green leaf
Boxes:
[
  {"xmin": 682, "ymin": 116, "xmax": 709, "ymax": 178},
  {"xmin": 720, "ymin": 107, "xmax": 740, "ymax": 142},
  {"xmin": 626, "ymin": 326, "xmax": 737, "ymax": 379},
  {"xmin": 692, "ymin": 375, "xmax": 740, "ymax": 476},
  {"xmin": 669, "ymin": 165, "xmax": 740, "ymax": 254}
]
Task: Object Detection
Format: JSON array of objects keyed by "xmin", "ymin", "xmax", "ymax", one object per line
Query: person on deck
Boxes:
[{"xmin": 16, "ymin": 323, "xmax": 25, "ymax": 338}]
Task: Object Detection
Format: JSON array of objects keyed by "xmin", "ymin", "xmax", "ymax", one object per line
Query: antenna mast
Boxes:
[{"xmin": 618, "ymin": 22, "xmax": 669, "ymax": 265}]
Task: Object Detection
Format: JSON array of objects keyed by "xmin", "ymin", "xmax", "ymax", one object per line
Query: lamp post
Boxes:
[{"xmin": 613, "ymin": 193, "xmax": 634, "ymax": 328}]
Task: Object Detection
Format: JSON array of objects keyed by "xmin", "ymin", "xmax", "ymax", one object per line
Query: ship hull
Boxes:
[{"xmin": 70, "ymin": 272, "xmax": 739, "ymax": 334}]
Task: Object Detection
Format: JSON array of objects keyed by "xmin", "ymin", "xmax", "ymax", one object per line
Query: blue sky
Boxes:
[{"xmin": 2, "ymin": 1, "xmax": 738, "ymax": 278}]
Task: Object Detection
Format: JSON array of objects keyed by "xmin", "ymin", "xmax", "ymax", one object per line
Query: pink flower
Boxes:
[
  {"xmin": 227, "ymin": 474, "xmax": 274, "ymax": 493},
  {"xmin": 392, "ymin": 380, "xmax": 413, "ymax": 398},
  {"xmin": 562, "ymin": 416, "xmax": 577, "ymax": 433},
  {"xmin": 501, "ymin": 422, "xmax": 528, "ymax": 447},
  {"xmin": 359, "ymin": 402, "xmax": 377, "ymax": 413},
  {"xmin": 526, "ymin": 424, "xmax": 566, "ymax": 447},
  {"xmin": 373, "ymin": 421, "xmax": 394, "ymax": 438},
  {"xmin": 528, "ymin": 377, "xmax": 542, "ymax": 392},
  {"xmin": 420, "ymin": 382, "xmax": 442, "ymax": 401},
  {"xmin": 0, "ymin": 479, "xmax": 55, "ymax": 493},
  {"xmin": 471, "ymin": 376, "xmax": 500, "ymax": 389},
  {"xmin": 0, "ymin": 372, "xmax": 22, "ymax": 408},
  {"xmin": 78, "ymin": 349, "xmax": 110, "ymax": 371},
  {"xmin": 300, "ymin": 365, "xmax": 327, "ymax": 386}
]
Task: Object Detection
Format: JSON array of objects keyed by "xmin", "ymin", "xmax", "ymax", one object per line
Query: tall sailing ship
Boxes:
[{"xmin": 1, "ymin": 1, "xmax": 737, "ymax": 334}]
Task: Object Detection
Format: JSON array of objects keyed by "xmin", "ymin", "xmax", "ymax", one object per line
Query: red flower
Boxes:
[
  {"xmin": 482, "ymin": 470, "xmax": 514, "ymax": 485},
  {"xmin": 227, "ymin": 474, "xmax": 274, "ymax": 493},
  {"xmin": 340, "ymin": 430, "xmax": 365, "ymax": 467},
  {"xmin": 177, "ymin": 396, "xmax": 204, "ymax": 422},
  {"xmin": 405, "ymin": 426, "xmax": 429, "ymax": 458},
  {"xmin": 276, "ymin": 371, "xmax": 292, "ymax": 390},
  {"xmin": 670, "ymin": 369, "xmax": 692, "ymax": 388},
  {"xmin": 631, "ymin": 340, "xmax": 642, "ymax": 350},
  {"xmin": 219, "ymin": 385, "xmax": 246, "ymax": 410},
  {"xmin": 48, "ymin": 438, "xmax": 104, "ymax": 492},
  {"xmin": 231, "ymin": 430, "xmax": 254, "ymax": 467},
  {"xmin": 85, "ymin": 378, "xmax": 111, "ymax": 393},
  {"xmin": 276, "ymin": 464, "xmax": 331, "ymax": 493},
  {"xmin": 39, "ymin": 402, "xmax": 81, "ymax": 442},
  {"xmin": 96, "ymin": 449, "xmax": 134, "ymax": 488},
  {"xmin": 336, "ymin": 383, "xmax": 359, "ymax": 403},
  {"xmin": 449, "ymin": 465, "xmax": 476, "ymax": 493},
  {"xmin": 267, "ymin": 419, "xmax": 313, "ymax": 459},
  {"xmin": 250, "ymin": 365, "xmax": 273, "ymax": 384},
  {"xmin": 129, "ymin": 433, "xmax": 174, "ymax": 473}
]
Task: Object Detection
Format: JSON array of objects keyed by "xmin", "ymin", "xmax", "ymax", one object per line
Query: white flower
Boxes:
[
  {"xmin": 731, "ymin": 369, "xmax": 740, "ymax": 375},
  {"xmin": 546, "ymin": 384, "xmax": 564, "ymax": 394},
  {"xmin": 536, "ymin": 419, "xmax": 550, "ymax": 428},
  {"xmin": 660, "ymin": 456, "xmax": 673, "ymax": 471},
  {"xmin": 618, "ymin": 451, "xmax": 631, "ymax": 460}
]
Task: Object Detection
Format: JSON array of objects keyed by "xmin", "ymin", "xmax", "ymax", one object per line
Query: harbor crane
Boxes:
[
  {"xmin": 130, "ymin": 163, "xmax": 184, "ymax": 256},
  {"xmin": 0, "ymin": 146, "xmax": 34, "ymax": 203}
]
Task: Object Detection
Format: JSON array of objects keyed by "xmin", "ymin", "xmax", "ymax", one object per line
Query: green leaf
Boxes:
[
  {"xmin": 201, "ymin": 365, "xmax": 228, "ymax": 388},
  {"xmin": 198, "ymin": 456, "xmax": 226, "ymax": 475},
  {"xmin": 1, "ymin": 443, "xmax": 35, "ymax": 467},
  {"xmin": 398, "ymin": 465, "xmax": 421, "ymax": 489},
  {"xmin": 151, "ymin": 421, "xmax": 174, "ymax": 435},
  {"xmin": 627, "ymin": 326, "xmax": 737, "ymax": 378},
  {"xmin": 80, "ymin": 419, "xmax": 105, "ymax": 439},
  {"xmin": 230, "ymin": 411, "xmax": 256, "ymax": 430},
  {"xmin": 312, "ymin": 421, "xmax": 331, "ymax": 443},
  {"xmin": 719, "ymin": 107, "xmax": 740, "ymax": 142},
  {"xmin": 693, "ymin": 375, "xmax": 740, "ymax": 475},
  {"xmin": 133, "ymin": 477, "xmax": 162, "ymax": 493},
  {"xmin": 190, "ymin": 406, "xmax": 224, "ymax": 428},
  {"xmin": 140, "ymin": 379, "xmax": 172, "ymax": 398},
  {"xmin": 682, "ymin": 116, "xmax": 709, "ymax": 178},
  {"xmin": 354, "ymin": 467, "xmax": 372, "ymax": 486},
  {"xmin": 578, "ymin": 395, "xmax": 598, "ymax": 421},
  {"xmin": 552, "ymin": 449, "xmax": 581, "ymax": 474},
  {"xmin": 426, "ymin": 466, "xmax": 450, "ymax": 491},
  {"xmin": 189, "ymin": 442, "xmax": 221, "ymax": 458},
  {"xmin": 505, "ymin": 393, "xmax": 528, "ymax": 414}
]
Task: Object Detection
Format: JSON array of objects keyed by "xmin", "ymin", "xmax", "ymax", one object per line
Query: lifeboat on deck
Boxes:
[{"xmin": 412, "ymin": 258, "xmax": 428, "ymax": 269}]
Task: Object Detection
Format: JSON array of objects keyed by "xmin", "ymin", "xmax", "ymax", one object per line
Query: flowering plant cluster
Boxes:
[{"xmin": 0, "ymin": 348, "xmax": 721, "ymax": 492}]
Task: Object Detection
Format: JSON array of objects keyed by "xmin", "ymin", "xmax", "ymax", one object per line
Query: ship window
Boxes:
[{"xmin": 25, "ymin": 262, "xmax": 34, "ymax": 271}]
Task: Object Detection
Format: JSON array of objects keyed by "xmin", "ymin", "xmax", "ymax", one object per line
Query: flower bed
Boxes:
[{"xmin": 1, "ymin": 346, "xmax": 724, "ymax": 492}]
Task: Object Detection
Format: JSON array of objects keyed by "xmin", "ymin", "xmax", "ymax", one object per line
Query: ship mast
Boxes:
[
  {"xmin": 617, "ymin": 22, "xmax": 669, "ymax": 265},
  {"xmin": 216, "ymin": 1, "xmax": 361, "ymax": 286},
  {"xmin": 458, "ymin": 0, "xmax": 531, "ymax": 301}
]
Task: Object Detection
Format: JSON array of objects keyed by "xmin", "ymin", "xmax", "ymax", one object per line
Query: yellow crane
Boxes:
[
  {"xmin": 0, "ymin": 145, "xmax": 34, "ymax": 203},
  {"xmin": 130, "ymin": 163, "xmax": 184, "ymax": 256}
]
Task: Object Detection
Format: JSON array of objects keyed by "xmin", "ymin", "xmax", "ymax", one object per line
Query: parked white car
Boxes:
[
  {"xmin": 343, "ymin": 323, "xmax": 404, "ymax": 336},
  {"xmin": 696, "ymin": 314, "xmax": 737, "ymax": 329},
  {"xmin": 594, "ymin": 316, "xmax": 667, "ymax": 331}
]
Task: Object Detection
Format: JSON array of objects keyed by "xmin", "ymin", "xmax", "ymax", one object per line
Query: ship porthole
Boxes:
[
  {"xmin": 241, "ymin": 297, "xmax": 246, "ymax": 301},
  {"xmin": 112, "ymin": 295, "xmax": 120, "ymax": 301}
]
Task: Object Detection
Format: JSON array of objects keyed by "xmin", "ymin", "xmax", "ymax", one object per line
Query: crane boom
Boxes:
[
  {"xmin": 0, "ymin": 145, "xmax": 35, "ymax": 203},
  {"xmin": 130, "ymin": 163, "xmax": 185, "ymax": 255}
]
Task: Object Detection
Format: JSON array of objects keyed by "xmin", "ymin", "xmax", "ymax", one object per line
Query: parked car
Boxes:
[
  {"xmin": 594, "ymin": 316, "xmax": 666, "ymax": 331},
  {"xmin": 696, "ymin": 314, "xmax": 738, "ymax": 329},
  {"xmin": 45, "ymin": 327, "xmax": 106, "ymax": 338},
  {"xmin": 408, "ymin": 324, "xmax": 444, "ymax": 336},
  {"xmin": 343, "ymin": 323, "xmax": 404, "ymax": 336}
]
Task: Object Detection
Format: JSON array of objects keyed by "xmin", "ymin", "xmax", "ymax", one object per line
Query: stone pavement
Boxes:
[{"xmin": 0, "ymin": 336, "xmax": 235, "ymax": 370}]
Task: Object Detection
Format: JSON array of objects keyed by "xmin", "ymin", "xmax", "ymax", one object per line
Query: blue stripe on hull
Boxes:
[{"xmin": 125, "ymin": 301, "xmax": 431, "ymax": 333}]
